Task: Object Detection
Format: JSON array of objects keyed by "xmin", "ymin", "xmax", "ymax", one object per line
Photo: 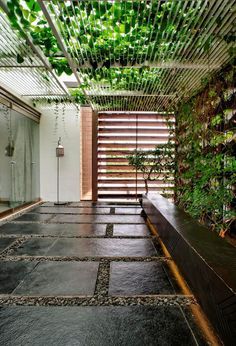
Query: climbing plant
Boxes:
[{"xmin": 175, "ymin": 63, "xmax": 236, "ymax": 235}]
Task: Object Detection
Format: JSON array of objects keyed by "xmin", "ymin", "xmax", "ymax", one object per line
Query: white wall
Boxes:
[{"xmin": 40, "ymin": 106, "xmax": 80, "ymax": 202}]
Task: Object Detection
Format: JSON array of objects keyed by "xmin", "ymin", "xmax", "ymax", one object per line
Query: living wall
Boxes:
[{"xmin": 175, "ymin": 63, "xmax": 236, "ymax": 235}]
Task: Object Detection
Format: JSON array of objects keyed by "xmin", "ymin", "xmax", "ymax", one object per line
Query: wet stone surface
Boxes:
[
  {"xmin": 12, "ymin": 238, "xmax": 158, "ymax": 258},
  {"xmin": 32, "ymin": 207, "xmax": 111, "ymax": 215},
  {"xmin": 12, "ymin": 238, "xmax": 56, "ymax": 256},
  {"xmin": 0, "ymin": 223, "xmax": 106, "ymax": 237},
  {"xmin": 113, "ymin": 224, "xmax": 151, "ymax": 237},
  {"xmin": 0, "ymin": 306, "xmax": 202, "ymax": 346},
  {"xmin": 115, "ymin": 207, "xmax": 142, "ymax": 215},
  {"xmin": 13, "ymin": 261, "xmax": 99, "ymax": 296},
  {"xmin": 51, "ymin": 214, "xmax": 145, "ymax": 224},
  {"xmin": 0, "ymin": 202, "xmax": 207, "ymax": 345},
  {"xmin": 0, "ymin": 238, "xmax": 16, "ymax": 254},
  {"xmin": 0, "ymin": 261, "xmax": 37, "ymax": 294},
  {"xmin": 14, "ymin": 213, "xmax": 53, "ymax": 223},
  {"xmin": 109, "ymin": 262, "xmax": 174, "ymax": 296}
]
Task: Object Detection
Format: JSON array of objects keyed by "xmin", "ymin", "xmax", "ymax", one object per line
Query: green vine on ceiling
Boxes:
[{"xmin": 6, "ymin": 0, "xmax": 208, "ymax": 94}]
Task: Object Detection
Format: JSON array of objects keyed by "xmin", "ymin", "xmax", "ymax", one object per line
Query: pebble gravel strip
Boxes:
[
  {"xmin": 94, "ymin": 260, "xmax": 110, "ymax": 297},
  {"xmin": 0, "ymin": 255, "xmax": 169, "ymax": 262},
  {"xmin": 0, "ymin": 234, "xmax": 151, "ymax": 239},
  {"xmin": 105, "ymin": 223, "xmax": 113, "ymax": 237},
  {"xmin": 0, "ymin": 237, "xmax": 27, "ymax": 257},
  {"xmin": 0, "ymin": 295, "xmax": 196, "ymax": 307}
]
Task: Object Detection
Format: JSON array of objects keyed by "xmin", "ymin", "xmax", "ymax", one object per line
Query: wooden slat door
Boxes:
[{"xmin": 97, "ymin": 112, "xmax": 174, "ymax": 200}]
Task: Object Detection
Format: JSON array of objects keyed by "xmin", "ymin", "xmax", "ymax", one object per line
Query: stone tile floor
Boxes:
[{"xmin": 0, "ymin": 201, "xmax": 209, "ymax": 345}]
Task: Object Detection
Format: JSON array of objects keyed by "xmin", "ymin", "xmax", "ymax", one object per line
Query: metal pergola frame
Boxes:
[{"xmin": 0, "ymin": 0, "xmax": 235, "ymax": 111}]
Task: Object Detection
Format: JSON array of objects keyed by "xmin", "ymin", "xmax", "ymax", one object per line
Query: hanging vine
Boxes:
[{"xmin": 175, "ymin": 63, "xmax": 236, "ymax": 235}]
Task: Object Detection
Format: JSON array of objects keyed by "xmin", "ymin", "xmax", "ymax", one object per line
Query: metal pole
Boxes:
[
  {"xmin": 54, "ymin": 138, "xmax": 67, "ymax": 206},
  {"xmin": 57, "ymin": 156, "xmax": 59, "ymax": 204}
]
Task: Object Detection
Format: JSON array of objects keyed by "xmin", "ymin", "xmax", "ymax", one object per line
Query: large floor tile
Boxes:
[
  {"xmin": 115, "ymin": 207, "xmax": 142, "ymax": 215},
  {"xmin": 113, "ymin": 224, "xmax": 150, "ymax": 237},
  {"xmin": 0, "ymin": 238, "xmax": 16, "ymax": 254},
  {"xmin": 13, "ymin": 238, "xmax": 56, "ymax": 256},
  {"xmin": 14, "ymin": 213, "xmax": 52, "ymax": 222},
  {"xmin": 13, "ymin": 261, "xmax": 98, "ymax": 296},
  {"xmin": 0, "ymin": 306, "xmax": 201, "ymax": 346},
  {"xmin": 109, "ymin": 262, "xmax": 174, "ymax": 296},
  {"xmin": 48, "ymin": 238, "xmax": 157, "ymax": 257},
  {"xmin": 0, "ymin": 223, "xmax": 106, "ymax": 237},
  {"xmin": 51, "ymin": 214, "xmax": 145, "ymax": 224},
  {"xmin": 61, "ymin": 224, "xmax": 106, "ymax": 237},
  {"xmin": 13, "ymin": 238, "xmax": 157, "ymax": 257},
  {"xmin": 32, "ymin": 207, "xmax": 111, "ymax": 214},
  {"xmin": 0, "ymin": 223, "xmax": 64, "ymax": 236},
  {"xmin": 0, "ymin": 261, "xmax": 37, "ymax": 294}
]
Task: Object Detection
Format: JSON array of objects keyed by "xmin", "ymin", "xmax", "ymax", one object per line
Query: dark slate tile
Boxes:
[
  {"xmin": 69, "ymin": 202, "xmax": 140, "ymax": 208},
  {"xmin": 13, "ymin": 238, "xmax": 157, "ymax": 257},
  {"xmin": 109, "ymin": 262, "xmax": 174, "ymax": 296},
  {"xmin": 0, "ymin": 238, "xmax": 15, "ymax": 254},
  {"xmin": 0, "ymin": 223, "xmax": 106, "ymax": 237},
  {"xmin": 52, "ymin": 238, "xmax": 156, "ymax": 257},
  {"xmin": 0, "ymin": 261, "xmax": 37, "ymax": 294},
  {"xmin": 47, "ymin": 238, "xmax": 157, "ymax": 257},
  {"xmin": 13, "ymin": 261, "xmax": 98, "ymax": 296},
  {"xmin": 0, "ymin": 306, "xmax": 201, "ymax": 346},
  {"xmin": 69, "ymin": 201, "xmax": 97, "ymax": 207},
  {"xmin": 51, "ymin": 214, "xmax": 145, "ymax": 224},
  {"xmin": 0, "ymin": 223, "xmax": 64, "ymax": 236},
  {"xmin": 113, "ymin": 224, "xmax": 150, "ymax": 237},
  {"xmin": 12, "ymin": 238, "xmax": 56, "ymax": 256},
  {"xmin": 115, "ymin": 208, "xmax": 142, "ymax": 215},
  {"xmin": 61, "ymin": 224, "xmax": 106, "ymax": 237},
  {"xmin": 32, "ymin": 207, "xmax": 111, "ymax": 214},
  {"xmin": 40, "ymin": 202, "xmax": 59, "ymax": 207},
  {"xmin": 14, "ymin": 213, "xmax": 52, "ymax": 222}
]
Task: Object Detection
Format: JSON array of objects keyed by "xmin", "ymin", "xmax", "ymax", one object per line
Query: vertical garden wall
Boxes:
[{"xmin": 175, "ymin": 63, "xmax": 236, "ymax": 235}]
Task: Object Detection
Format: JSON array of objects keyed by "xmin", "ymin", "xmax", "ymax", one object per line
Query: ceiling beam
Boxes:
[
  {"xmin": 0, "ymin": 0, "xmax": 69, "ymax": 96},
  {"xmin": 38, "ymin": 0, "xmax": 90, "ymax": 101}
]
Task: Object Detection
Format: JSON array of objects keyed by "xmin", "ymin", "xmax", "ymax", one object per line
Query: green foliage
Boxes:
[
  {"xmin": 6, "ymin": 0, "xmax": 201, "ymax": 95},
  {"xmin": 176, "ymin": 65, "xmax": 236, "ymax": 233},
  {"xmin": 127, "ymin": 119, "xmax": 175, "ymax": 194}
]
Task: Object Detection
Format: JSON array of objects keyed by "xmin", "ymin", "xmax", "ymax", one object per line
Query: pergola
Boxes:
[{"xmin": 0, "ymin": 0, "xmax": 235, "ymax": 111}]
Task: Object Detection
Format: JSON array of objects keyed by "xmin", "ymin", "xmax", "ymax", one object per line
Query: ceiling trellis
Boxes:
[{"xmin": 0, "ymin": 0, "xmax": 235, "ymax": 111}]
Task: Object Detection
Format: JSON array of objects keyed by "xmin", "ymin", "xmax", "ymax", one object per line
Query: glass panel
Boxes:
[{"xmin": 0, "ymin": 103, "xmax": 39, "ymax": 214}]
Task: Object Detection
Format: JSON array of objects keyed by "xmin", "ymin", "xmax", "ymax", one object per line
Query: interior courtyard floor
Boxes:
[{"xmin": 0, "ymin": 202, "xmax": 210, "ymax": 345}]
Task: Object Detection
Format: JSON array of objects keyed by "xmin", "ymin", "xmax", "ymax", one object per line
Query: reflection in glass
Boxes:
[{"xmin": 0, "ymin": 103, "xmax": 39, "ymax": 214}]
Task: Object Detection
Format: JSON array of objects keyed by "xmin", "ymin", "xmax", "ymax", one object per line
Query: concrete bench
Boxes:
[{"xmin": 142, "ymin": 193, "xmax": 236, "ymax": 345}]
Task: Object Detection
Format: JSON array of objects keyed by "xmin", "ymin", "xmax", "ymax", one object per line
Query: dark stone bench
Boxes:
[{"xmin": 142, "ymin": 193, "xmax": 236, "ymax": 345}]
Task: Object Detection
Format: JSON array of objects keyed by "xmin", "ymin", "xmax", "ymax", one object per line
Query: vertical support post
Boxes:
[
  {"xmin": 92, "ymin": 110, "xmax": 98, "ymax": 201},
  {"xmin": 80, "ymin": 106, "xmax": 93, "ymax": 201}
]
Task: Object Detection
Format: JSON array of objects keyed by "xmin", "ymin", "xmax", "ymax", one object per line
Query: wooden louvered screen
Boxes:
[{"xmin": 97, "ymin": 112, "xmax": 175, "ymax": 200}]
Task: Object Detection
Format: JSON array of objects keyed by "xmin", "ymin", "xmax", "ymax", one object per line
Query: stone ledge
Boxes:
[{"xmin": 142, "ymin": 193, "xmax": 236, "ymax": 346}]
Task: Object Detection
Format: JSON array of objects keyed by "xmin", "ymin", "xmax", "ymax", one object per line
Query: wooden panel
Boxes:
[
  {"xmin": 97, "ymin": 112, "xmax": 174, "ymax": 199},
  {"xmin": 80, "ymin": 106, "xmax": 93, "ymax": 200}
]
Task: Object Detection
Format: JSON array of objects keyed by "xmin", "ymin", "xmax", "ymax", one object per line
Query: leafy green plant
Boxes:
[
  {"xmin": 127, "ymin": 141, "xmax": 175, "ymax": 194},
  {"xmin": 176, "ymin": 63, "xmax": 236, "ymax": 234}
]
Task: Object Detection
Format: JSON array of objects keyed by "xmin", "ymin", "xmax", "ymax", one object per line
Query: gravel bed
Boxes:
[
  {"xmin": 0, "ymin": 237, "xmax": 26, "ymax": 256},
  {"xmin": 0, "ymin": 295, "xmax": 196, "ymax": 307},
  {"xmin": 105, "ymin": 224, "xmax": 113, "ymax": 237},
  {"xmin": 0, "ymin": 255, "xmax": 168, "ymax": 262},
  {"xmin": 94, "ymin": 260, "xmax": 110, "ymax": 296},
  {"xmin": 110, "ymin": 207, "xmax": 115, "ymax": 215},
  {"xmin": 0, "ymin": 234, "xmax": 151, "ymax": 239}
]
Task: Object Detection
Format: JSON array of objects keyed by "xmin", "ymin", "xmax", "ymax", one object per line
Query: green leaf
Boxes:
[{"xmin": 16, "ymin": 53, "xmax": 24, "ymax": 64}]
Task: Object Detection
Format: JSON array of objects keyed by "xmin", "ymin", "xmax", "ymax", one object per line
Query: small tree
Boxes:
[{"xmin": 127, "ymin": 143, "xmax": 175, "ymax": 194}]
